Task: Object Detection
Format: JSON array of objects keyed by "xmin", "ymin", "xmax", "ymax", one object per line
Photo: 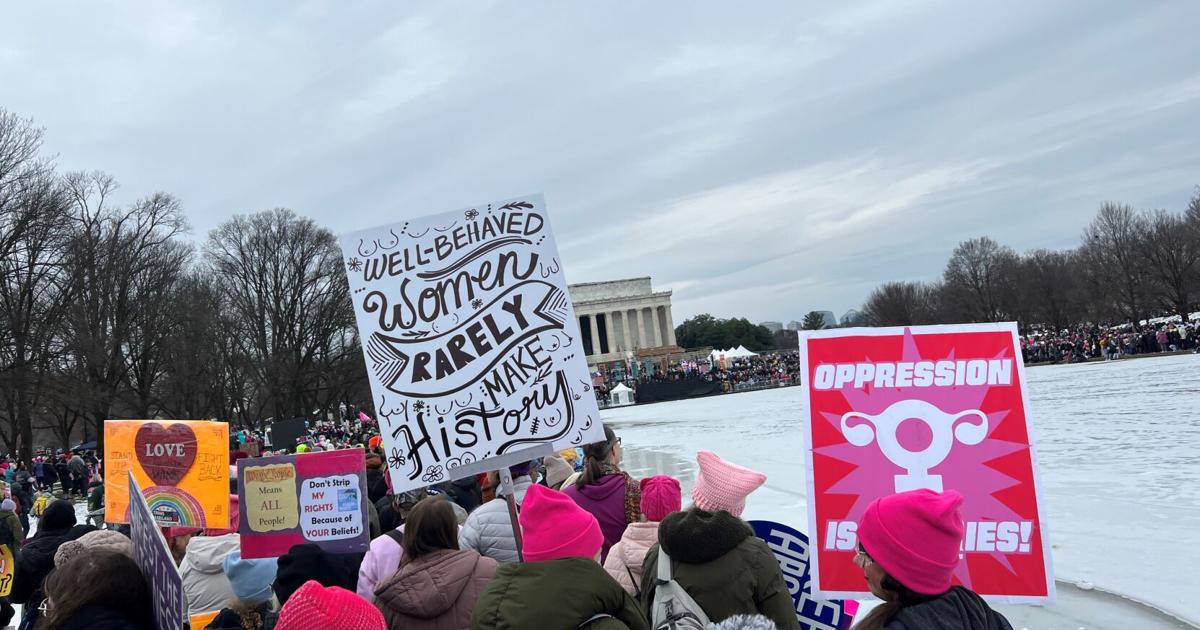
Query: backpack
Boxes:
[
  {"xmin": 650, "ymin": 549, "xmax": 710, "ymax": 630},
  {"xmin": 31, "ymin": 494, "xmax": 49, "ymax": 518}
]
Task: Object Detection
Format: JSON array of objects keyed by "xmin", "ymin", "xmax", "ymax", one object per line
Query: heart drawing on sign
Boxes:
[{"xmin": 134, "ymin": 422, "xmax": 198, "ymax": 486}]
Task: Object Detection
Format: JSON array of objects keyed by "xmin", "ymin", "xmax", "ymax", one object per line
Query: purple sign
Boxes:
[
  {"xmin": 130, "ymin": 472, "xmax": 184, "ymax": 630},
  {"xmin": 749, "ymin": 520, "xmax": 857, "ymax": 630}
]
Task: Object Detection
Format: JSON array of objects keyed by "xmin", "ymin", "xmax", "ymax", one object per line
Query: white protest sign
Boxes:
[
  {"xmin": 300, "ymin": 475, "xmax": 363, "ymax": 540},
  {"xmin": 341, "ymin": 194, "xmax": 604, "ymax": 492}
]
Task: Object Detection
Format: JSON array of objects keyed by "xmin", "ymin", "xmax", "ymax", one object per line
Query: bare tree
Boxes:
[
  {"xmin": 60, "ymin": 174, "xmax": 190, "ymax": 454},
  {"xmin": 1018, "ymin": 249, "xmax": 1083, "ymax": 332},
  {"xmin": 863, "ymin": 281, "xmax": 942, "ymax": 326},
  {"xmin": 204, "ymin": 208, "xmax": 358, "ymax": 426},
  {"xmin": 1138, "ymin": 202, "xmax": 1200, "ymax": 322},
  {"xmin": 0, "ymin": 110, "xmax": 75, "ymax": 462},
  {"xmin": 1078, "ymin": 202, "xmax": 1151, "ymax": 324},
  {"xmin": 942, "ymin": 237, "xmax": 1021, "ymax": 323}
]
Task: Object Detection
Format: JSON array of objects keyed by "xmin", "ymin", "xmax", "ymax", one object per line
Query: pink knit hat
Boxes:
[
  {"xmin": 692, "ymin": 450, "xmax": 766, "ymax": 517},
  {"xmin": 519, "ymin": 483, "xmax": 603, "ymax": 562},
  {"xmin": 277, "ymin": 580, "xmax": 386, "ymax": 630},
  {"xmin": 640, "ymin": 475, "xmax": 682, "ymax": 521},
  {"xmin": 856, "ymin": 489, "xmax": 965, "ymax": 595}
]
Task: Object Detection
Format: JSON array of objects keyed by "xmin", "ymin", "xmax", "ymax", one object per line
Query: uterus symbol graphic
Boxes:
[{"xmin": 840, "ymin": 400, "xmax": 988, "ymax": 493}]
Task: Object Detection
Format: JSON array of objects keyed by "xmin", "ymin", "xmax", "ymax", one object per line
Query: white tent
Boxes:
[{"xmin": 610, "ymin": 383, "xmax": 635, "ymax": 406}]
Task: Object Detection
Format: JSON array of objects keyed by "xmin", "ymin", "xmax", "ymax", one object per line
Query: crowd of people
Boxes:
[
  {"xmin": 0, "ymin": 423, "xmax": 1015, "ymax": 629},
  {"xmin": 594, "ymin": 352, "xmax": 804, "ymax": 404},
  {"xmin": 1021, "ymin": 320, "xmax": 1198, "ymax": 364}
]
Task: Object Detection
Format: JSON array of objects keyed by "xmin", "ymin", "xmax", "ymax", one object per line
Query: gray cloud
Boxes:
[{"xmin": 3, "ymin": 0, "xmax": 1198, "ymax": 322}]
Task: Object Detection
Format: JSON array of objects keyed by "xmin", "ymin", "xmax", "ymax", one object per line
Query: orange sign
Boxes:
[
  {"xmin": 105, "ymin": 420, "xmax": 230, "ymax": 528},
  {"xmin": 189, "ymin": 611, "xmax": 220, "ymax": 630}
]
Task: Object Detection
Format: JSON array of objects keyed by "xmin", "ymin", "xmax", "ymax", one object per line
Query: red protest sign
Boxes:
[{"xmin": 799, "ymin": 323, "xmax": 1054, "ymax": 603}]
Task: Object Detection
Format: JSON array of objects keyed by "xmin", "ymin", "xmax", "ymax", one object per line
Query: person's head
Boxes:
[
  {"xmin": 391, "ymin": 489, "xmax": 428, "ymax": 521},
  {"xmin": 639, "ymin": 475, "xmax": 682, "ymax": 522},
  {"xmin": 0, "ymin": 499, "xmax": 13, "ymax": 513},
  {"xmin": 39, "ymin": 499, "xmax": 78, "ymax": 532},
  {"xmin": 163, "ymin": 527, "xmax": 201, "ymax": 564},
  {"xmin": 54, "ymin": 529, "xmax": 131, "ymax": 568},
  {"xmin": 576, "ymin": 424, "xmax": 620, "ymax": 489},
  {"xmin": 276, "ymin": 580, "xmax": 386, "ymax": 630},
  {"xmin": 518, "ymin": 483, "xmax": 603, "ymax": 563},
  {"xmin": 273, "ymin": 543, "xmax": 353, "ymax": 604},
  {"xmin": 508, "ymin": 460, "xmax": 536, "ymax": 481},
  {"xmin": 691, "ymin": 450, "xmax": 766, "ymax": 518},
  {"xmin": 224, "ymin": 550, "xmax": 280, "ymax": 607},
  {"xmin": 39, "ymin": 550, "xmax": 155, "ymax": 629},
  {"xmin": 401, "ymin": 496, "xmax": 459, "ymax": 563},
  {"xmin": 855, "ymin": 489, "xmax": 964, "ymax": 600}
]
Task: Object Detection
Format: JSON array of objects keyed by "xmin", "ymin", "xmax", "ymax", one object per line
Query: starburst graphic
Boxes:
[
  {"xmin": 345, "ymin": 257, "xmax": 362, "ymax": 272},
  {"xmin": 812, "ymin": 328, "xmax": 1035, "ymax": 590}
]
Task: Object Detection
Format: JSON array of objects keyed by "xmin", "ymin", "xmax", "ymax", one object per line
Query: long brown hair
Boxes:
[
  {"xmin": 36, "ymin": 550, "xmax": 155, "ymax": 630},
  {"xmin": 576, "ymin": 424, "xmax": 618, "ymax": 490},
  {"xmin": 401, "ymin": 497, "xmax": 459, "ymax": 563}
]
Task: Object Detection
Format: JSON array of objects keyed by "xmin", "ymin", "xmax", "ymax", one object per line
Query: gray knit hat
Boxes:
[{"xmin": 54, "ymin": 529, "xmax": 133, "ymax": 567}]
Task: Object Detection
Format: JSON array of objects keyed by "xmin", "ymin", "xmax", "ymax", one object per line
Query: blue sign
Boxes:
[{"xmin": 749, "ymin": 520, "xmax": 856, "ymax": 630}]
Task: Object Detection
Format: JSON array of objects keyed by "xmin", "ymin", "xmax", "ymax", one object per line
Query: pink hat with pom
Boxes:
[
  {"xmin": 691, "ymin": 450, "xmax": 766, "ymax": 517},
  {"xmin": 519, "ymin": 483, "xmax": 603, "ymax": 562},
  {"xmin": 856, "ymin": 489, "xmax": 965, "ymax": 595}
]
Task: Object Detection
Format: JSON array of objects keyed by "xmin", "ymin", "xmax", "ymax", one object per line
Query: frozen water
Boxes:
[{"xmin": 603, "ymin": 353, "xmax": 1200, "ymax": 629}]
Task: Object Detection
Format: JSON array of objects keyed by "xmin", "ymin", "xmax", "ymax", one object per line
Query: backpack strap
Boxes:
[
  {"xmin": 656, "ymin": 547, "xmax": 672, "ymax": 584},
  {"xmin": 384, "ymin": 528, "xmax": 404, "ymax": 545},
  {"xmin": 625, "ymin": 563, "xmax": 641, "ymax": 597},
  {"xmin": 579, "ymin": 613, "xmax": 613, "ymax": 628}
]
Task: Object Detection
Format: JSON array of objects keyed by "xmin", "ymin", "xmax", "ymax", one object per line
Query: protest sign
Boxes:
[
  {"xmin": 269, "ymin": 417, "xmax": 310, "ymax": 451},
  {"xmin": 129, "ymin": 472, "xmax": 184, "ymax": 630},
  {"xmin": 341, "ymin": 194, "xmax": 604, "ymax": 492},
  {"xmin": 799, "ymin": 323, "xmax": 1053, "ymax": 602},
  {"xmin": 237, "ymin": 448, "xmax": 370, "ymax": 559},
  {"xmin": 0, "ymin": 544, "xmax": 12, "ymax": 596},
  {"xmin": 748, "ymin": 521, "xmax": 856, "ymax": 630},
  {"xmin": 105, "ymin": 420, "xmax": 230, "ymax": 528},
  {"xmin": 190, "ymin": 611, "xmax": 220, "ymax": 630}
]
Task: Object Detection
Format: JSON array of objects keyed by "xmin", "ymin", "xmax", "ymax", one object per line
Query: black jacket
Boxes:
[
  {"xmin": 60, "ymin": 604, "xmax": 152, "ymax": 630},
  {"xmin": 209, "ymin": 606, "xmax": 278, "ymax": 630},
  {"xmin": 885, "ymin": 587, "xmax": 1013, "ymax": 630},
  {"xmin": 10, "ymin": 527, "xmax": 72, "ymax": 603}
]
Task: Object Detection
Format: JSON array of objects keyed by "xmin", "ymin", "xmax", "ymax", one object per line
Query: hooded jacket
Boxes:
[
  {"xmin": 884, "ymin": 587, "xmax": 1013, "ymax": 630},
  {"xmin": 639, "ymin": 508, "xmax": 799, "ymax": 630},
  {"xmin": 180, "ymin": 533, "xmax": 241, "ymax": 615},
  {"xmin": 562, "ymin": 473, "xmax": 636, "ymax": 562},
  {"xmin": 458, "ymin": 476, "xmax": 533, "ymax": 564},
  {"xmin": 11, "ymin": 500, "xmax": 77, "ymax": 604},
  {"xmin": 374, "ymin": 549, "xmax": 497, "ymax": 630},
  {"xmin": 602, "ymin": 521, "xmax": 658, "ymax": 596},
  {"xmin": 471, "ymin": 557, "xmax": 648, "ymax": 630},
  {"xmin": 365, "ymin": 455, "xmax": 389, "ymax": 505}
]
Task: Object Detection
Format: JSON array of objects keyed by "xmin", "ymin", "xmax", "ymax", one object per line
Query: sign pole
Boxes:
[{"xmin": 498, "ymin": 467, "xmax": 524, "ymax": 563}]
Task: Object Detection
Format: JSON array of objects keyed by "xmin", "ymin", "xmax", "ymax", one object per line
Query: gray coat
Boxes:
[{"xmin": 458, "ymin": 476, "xmax": 532, "ymax": 564}]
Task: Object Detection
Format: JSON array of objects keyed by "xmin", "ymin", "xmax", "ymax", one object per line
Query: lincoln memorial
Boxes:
[{"xmin": 568, "ymin": 277, "xmax": 680, "ymax": 367}]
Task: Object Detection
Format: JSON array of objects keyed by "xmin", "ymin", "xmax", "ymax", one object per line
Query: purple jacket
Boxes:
[{"xmin": 563, "ymin": 474, "xmax": 629, "ymax": 562}]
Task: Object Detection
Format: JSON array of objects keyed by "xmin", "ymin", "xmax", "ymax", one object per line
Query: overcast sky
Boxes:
[{"xmin": 3, "ymin": 1, "xmax": 1199, "ymax": 323}]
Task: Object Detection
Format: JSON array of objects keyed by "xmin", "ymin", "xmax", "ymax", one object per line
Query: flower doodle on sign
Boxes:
[
  {"xmin": 421, "ymin": 465, "xmax": 444, "ymax": 483},
  {"xmin": 345, "ymin": 257, "xmax": 362, "ymax": 272},
  {"xmin": 464, "ymin": 209, "xmax": 479, "ymax": 221},
  {"xmin": 387, "ymin": 447, "xmax": 407, "ymax": 469},
  {"xmin": 471, "ymin": 298, "xmax": 484, "ymax": 310}
]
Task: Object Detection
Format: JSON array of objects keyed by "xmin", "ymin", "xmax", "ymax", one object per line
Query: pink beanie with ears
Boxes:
[
  {"xmin": 856, "ymin": 489, "xmax": 965, "ymax": 595},
  {"xmin": 691, "ymin": 450, "xmax": 766, "ymax": 518},
  {"xmin": 519, "ymin": 483, "xmax": 604, "ymax": 562}
]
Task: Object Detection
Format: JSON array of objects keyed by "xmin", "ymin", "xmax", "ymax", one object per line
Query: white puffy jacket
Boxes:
[{"xmin": 458, "ymin": 476, "xmax": 532, "ymax": 564}]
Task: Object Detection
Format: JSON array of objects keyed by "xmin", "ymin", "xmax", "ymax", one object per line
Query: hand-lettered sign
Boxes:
[
  {"xmin": 130, "ymin": 472, "xmax": 184, "ymax": 630},
  {"xmin": 341, "ymin": 194, "xmax": 605, "ymax": 493},
  {"xmin": 105, "ymin": 420, "xmax": 230, "ymax": 528},
  {"xmin": 237, "ymin": 449, "xmax": 370, "ymax": 559},
  {"xmin": 798, "ymin": 323, "xmax": 1054, "ymax": 603},
  {"xmin": 748, "ymin": 520, "xmax": 856, "ymax": 630},
  {"xmin": 0, "ymin": 544, "xmax": 13, "ymax": 597}
]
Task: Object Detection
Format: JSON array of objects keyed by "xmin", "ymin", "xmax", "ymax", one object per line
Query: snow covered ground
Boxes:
[{"xmin": 603, "ymin": 353, "xmax": 1200, "ymax": 629}]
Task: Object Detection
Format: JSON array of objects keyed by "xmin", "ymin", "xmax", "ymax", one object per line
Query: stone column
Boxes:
[
  {"xmin": 587, "ymin": 313, "xmax": 602, "ymax": 358},
  {"xmin": 648, "ymin": 307, "xmax": 662, "ymax": 347},
  {"xmin": 628, "ymin": 309, "xmax": 641, "ymax": 349},
  {"xmin": 639, "ymin": 307, "xmax": 651, "ymax": 349},
  {"xmin": 618, "ymin": 310, "xmax": 632, "ymax": 352},
  {"xmin": 663, "ymin": 304, "xmax": 677, "ymax": 346}
]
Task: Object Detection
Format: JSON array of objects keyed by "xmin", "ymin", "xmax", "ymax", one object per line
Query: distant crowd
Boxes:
[{"xmin": 1021, "ymin": 320, "xmax": 1198, "ymax": 364}]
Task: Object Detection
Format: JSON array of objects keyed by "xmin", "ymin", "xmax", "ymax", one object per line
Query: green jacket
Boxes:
[
  {"xmin": 640, "ymin": 509, "xmax": 800, "ymax": 630},
  {"xmin": 0, "ymin": 509, "xmax": 23, "ymax": 545},
  {"xmin": 472, "ymin": 557, "xmax": 648, "ymax": 630}
]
